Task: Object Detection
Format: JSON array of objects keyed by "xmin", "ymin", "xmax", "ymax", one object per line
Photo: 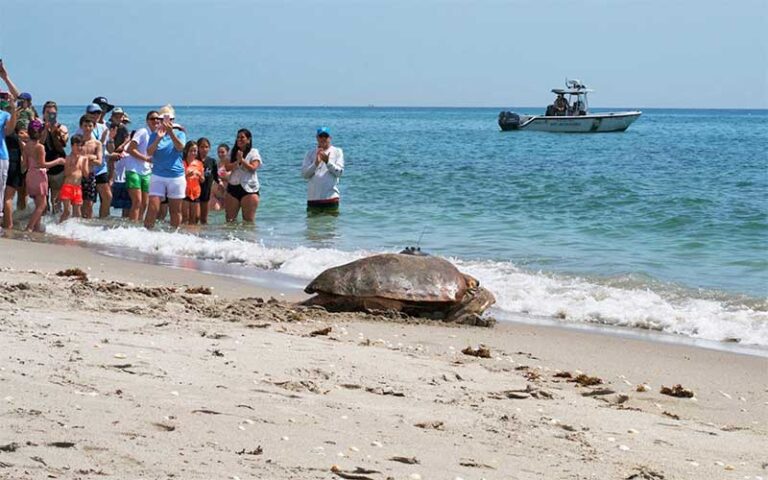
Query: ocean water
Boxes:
[{"xmin": 39, "ymin": 106, "xmax": 768, "ymax": 347}]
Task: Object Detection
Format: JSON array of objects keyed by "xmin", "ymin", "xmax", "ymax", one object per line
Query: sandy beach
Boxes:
[{"xmin": 1, "ymin": 238, "xmax": 766, "ymax": 479}]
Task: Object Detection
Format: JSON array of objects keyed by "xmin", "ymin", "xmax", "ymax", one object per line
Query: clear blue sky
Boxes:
[{"xmin": 2, "ymin": 0, "xmax": 766, "ymax": 108}]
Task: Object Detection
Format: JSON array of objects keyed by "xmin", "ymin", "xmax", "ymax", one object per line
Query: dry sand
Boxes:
[{"xmin": 0, "ymin": 238, "xmax": 766, "ymax": 479}]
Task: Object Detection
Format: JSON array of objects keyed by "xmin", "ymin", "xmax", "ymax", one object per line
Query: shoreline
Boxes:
[
  {"xmin": 2, "ymin": 235, "xmax": 765, "ymax": 358},
  {"xmin": 1, "ymin": 236, "xmax": 767, "ymax": 478}
]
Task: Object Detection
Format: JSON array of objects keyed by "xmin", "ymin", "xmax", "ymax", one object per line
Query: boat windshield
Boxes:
[{"xmin": 547, "ymin": 83, "xmax": 591, "ymax": 116}]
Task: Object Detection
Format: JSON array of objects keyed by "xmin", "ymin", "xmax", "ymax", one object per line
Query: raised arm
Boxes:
[
  {"xmin": 0, "ymin": 63, "xmax": 21, "ymax": 98},
  {"xmin": 163, "ymin": 120, "xmax": 185, "ymax": 151},
  {"xmin": 146, "ymin": 130, "xmax": 164, "ymax": 157},
  {"xmin": 4, "ymin": 106, "xmax": 17, "ymax": 136},
  {"xmin": 301, "ymin": 150, "xmax": 317, "ymax": 179},
  {"xmin": 326, "ymin": 148, "xmax": 344, "ymax": 177},
  {"xmin": 239, "ymin": 150, "xmax": 261, "ymax": 172}
]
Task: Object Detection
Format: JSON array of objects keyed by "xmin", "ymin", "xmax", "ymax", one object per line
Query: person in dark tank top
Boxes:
[{"xmin": 40, "ymin": 101, "xmax": 68, "ymax": 213}]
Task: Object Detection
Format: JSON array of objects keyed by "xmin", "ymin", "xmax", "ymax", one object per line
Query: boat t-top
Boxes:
[{"xmin": 498, "ymin": 79, "xmax": 642, "ymax": 133}]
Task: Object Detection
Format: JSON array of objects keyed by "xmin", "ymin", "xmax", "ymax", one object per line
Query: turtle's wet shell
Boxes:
[{"xmin": 305, "ymin": 254, "xmax": 472, "ymax": 303}]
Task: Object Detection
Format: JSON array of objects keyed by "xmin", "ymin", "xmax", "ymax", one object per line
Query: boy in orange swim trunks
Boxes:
[{"xmin": 59, "ymin": 134, "xmax": 95, "ymax": 222}]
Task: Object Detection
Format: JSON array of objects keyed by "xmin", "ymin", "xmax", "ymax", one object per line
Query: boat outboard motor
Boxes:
[{"xmin": 498, "ymin": 111, "xmax": 521, "ymax": 129}]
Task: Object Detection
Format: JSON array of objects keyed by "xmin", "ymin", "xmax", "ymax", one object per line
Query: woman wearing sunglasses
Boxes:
[{"xmin": 143, "ymin": 105, "xmax": 186, "ymax": 229}]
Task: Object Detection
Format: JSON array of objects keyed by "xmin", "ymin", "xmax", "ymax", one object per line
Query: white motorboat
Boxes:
[{"xmin": 498, "ymin": 79, "xmax": 641, "ymax": 133}]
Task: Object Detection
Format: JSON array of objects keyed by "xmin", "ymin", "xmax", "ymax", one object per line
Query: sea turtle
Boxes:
[{"xmin": 303, "ymin": 252, "xmax": 496, "ymax": 326}]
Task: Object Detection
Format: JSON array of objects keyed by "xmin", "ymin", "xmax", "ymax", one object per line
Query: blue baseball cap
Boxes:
[
  {"xmin": 86, "ymin": 103, "xmax": 103, "ymax": 114},
  {"xmin": 316, "ymin": 127, "xmax": 331, "ymax": 136},
  {"xmin": 19, "ymin": 92, "xmax": 32, "ymax": 101}
]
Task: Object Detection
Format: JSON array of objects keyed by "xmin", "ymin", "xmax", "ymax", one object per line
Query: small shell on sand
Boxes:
[
  {"xmin": 371, "ymin": 441, "xmax": 383, "ymax": 447},
  {"xmin": 281, "ymin": 436, "xmax": 289, "ymax": 441},
  {"xmin": 349, "ymin": 446, "xmax": 359, "ymax": 452},
  {"xmin": 409, "ymin": 474, "xmax": 422, "ymax": 480},
  {"xmin": 719, "ymin": 391, "xmax": 732, "ymax": 399},
  {"xmin": 170, "ymin": 391, "xmax": 179, "ymax": 396},
  {"xmin": 636, "ymin": 384, "xmax": 651, "ymax": 392},
  {"xmin": 627, "ymin": 428, "xmax": 639, "ymax": 434},
  {"xmin": 618, "ymin": 445, "xmax": 630, "ymax": 451},
  {"xmin": 113, "ymin": 353, "xmax": 127, "ymax": 359}
]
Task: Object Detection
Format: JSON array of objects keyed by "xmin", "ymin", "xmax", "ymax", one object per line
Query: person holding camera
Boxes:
[
  {"xmin": 144, "ymin": 105, "xmax": 187, "ymax": 229},
  {"xmin": 40, "ymin": 101, "xmax": 68, "ymax": 213},
  {"xmin": 0, "ymin": 60, "xmax": 21, "ymax": 228},
  {"xmin": 301, "ymin": 127, "xmax": 344, "ymax": 214}
]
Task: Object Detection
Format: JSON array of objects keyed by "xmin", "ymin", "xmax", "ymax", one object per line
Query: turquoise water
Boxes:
[{"xmin": 45, "ymin": 106, "xmax": 768, "ymax": 345}]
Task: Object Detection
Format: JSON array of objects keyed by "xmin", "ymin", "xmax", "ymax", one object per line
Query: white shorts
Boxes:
[{"xmin": 149, "ymin": 175, "xmax": 186, "ymax": 200}]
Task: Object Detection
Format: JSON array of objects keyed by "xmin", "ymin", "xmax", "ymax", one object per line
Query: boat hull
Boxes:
[{"xmin": 499, "ymin": 111, "xmax": 641, "ymax": 133}]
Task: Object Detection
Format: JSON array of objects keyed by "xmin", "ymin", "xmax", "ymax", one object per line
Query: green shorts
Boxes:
[{"xmin": 125, "ymin": 171, "xmax": 151, "ymax": 193}]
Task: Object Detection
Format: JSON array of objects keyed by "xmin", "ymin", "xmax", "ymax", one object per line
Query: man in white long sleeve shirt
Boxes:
[{"xmin": 301, "ymin": 127, "xmax": 344, "ymax": 213}]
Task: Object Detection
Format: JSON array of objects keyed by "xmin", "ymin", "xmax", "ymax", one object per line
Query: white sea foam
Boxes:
[{"xmin": 46, "ymin": 220, "xmax": 768, "ymax": 347}]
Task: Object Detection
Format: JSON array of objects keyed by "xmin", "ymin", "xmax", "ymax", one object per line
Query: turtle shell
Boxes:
[{"xmin": 304, "ymin": 253, "xmax": 473, "ymax": 303}]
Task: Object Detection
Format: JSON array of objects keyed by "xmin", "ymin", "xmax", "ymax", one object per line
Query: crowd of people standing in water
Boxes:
[{"xmin": 0, "ymin": 62, "xmax": 345, "ymax": 232}]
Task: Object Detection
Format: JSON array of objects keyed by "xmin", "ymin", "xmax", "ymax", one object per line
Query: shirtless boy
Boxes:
[
  {"xmin": 77, "ymin": 115, "xmax": 103, "ymax": 219},
  {"xmin": 59, "ymin": 134, "xmax": 95, "ymax": 222}
]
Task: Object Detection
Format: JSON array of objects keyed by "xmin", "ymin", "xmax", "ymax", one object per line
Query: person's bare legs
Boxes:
[
  {"xmin": 181, "ymin": 201, "xmax": 190, "ymax": 224},
  {"xmin": 144, "ymin": 196, "xmax": 162, "ymax": 229},
  {"xmin": 189, "ymin": 202, "xmax": 200, "ymax": 225},
  {"xmin": 140, "ymin": 191, "xmax": 149, "ymax": 220},
  {"xmin": 3, "ymin": 186, "xmax": 16, "ymax": 229},
  {"xmin": 168, "ymin": 198, "xmax": 183, "ymax": 228},
  {"xmin": 26, "ymin": 195, "xmax": 47, "ymax": 232},
  {"xmin": 97, "ymin": 183, "xmax": 112, "ymax": 218},
  {"xmin": 59, "ymin": 200, "xmax": 71, "ymax": 223},
  {"xmin": 128, "ymin": 188, "xmax": 142, "ymax": 222},
  {"xmin": 82, "ymin": 199, "xmax": 94, "ymax": 219},
  {"xmin": 16, "ymin": 184, "xmax": 27, "ymax": 211},
  {"xmin": 72, "ymin": 203, "xmax": 82, "ymax": 219},
  {"xmin": 224, "ymin": 194, "xmax": 240, "ymax": 223},
  {"xmin": 241, "ymin": 194, "xmax": 259, "ymax": 223},
  {"xmin": 158, "ymin": 203, "xmax": 168, "ymax": 222},
  {"xmin": 50, "ymin": 178, "xmax": 63, "ymax": 214},
  {"xmin": 200, "ymin": 201, "xmax": 210, "ymax": 224}
]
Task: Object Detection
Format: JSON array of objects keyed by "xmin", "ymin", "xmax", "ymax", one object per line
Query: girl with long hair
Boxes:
[{"xmin": 223, "ymin": 129, "xmax": 261, "ymax": 223}]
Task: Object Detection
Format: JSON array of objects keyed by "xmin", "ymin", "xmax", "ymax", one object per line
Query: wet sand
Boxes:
[{"xmin": 0, "ymin": 238, "xmax": 766, "ymax": 479}]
